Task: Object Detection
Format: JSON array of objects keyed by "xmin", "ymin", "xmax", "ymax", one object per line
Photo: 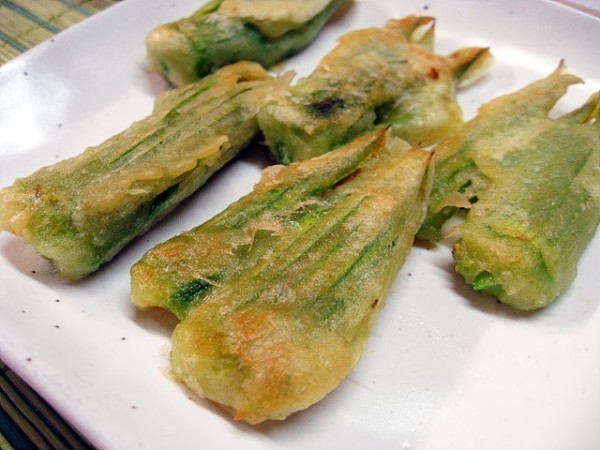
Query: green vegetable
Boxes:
[
  {"xmin": 0, "ymin": 62, "xmax": 285, "ymax": 279},
  {"xmin": 258, "ymin": 15, "xmax": 492, "ymax": 164},
  {"xmin": 418, "ymin": 65, "xmax": 600, "ymax": 310},
  {"xmin": 146, "ymin": 0, "xmax": 351, "ymax": 86},
  {"xmin": 130, "ymin": 128, "xmax": 433, "ymax": 422}
]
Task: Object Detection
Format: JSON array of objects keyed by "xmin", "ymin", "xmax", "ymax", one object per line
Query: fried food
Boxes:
[
  {"xmin": 146, "ymin": 0, "xmax": 351, "ymax": 86},
  {"xmin": 418, "ymin": 65, "xmax": 600, "ymax": 310},
  {"xmin": 258, "ymin": 15, "xmax": 492, "ymax": 164},
  {"xmin": 130, "ymin": 128, "xmax": 433, "ymax": 422},
  {"xmin": 0, "ymin": 62, "xmax": 286, "ymax": 279}
]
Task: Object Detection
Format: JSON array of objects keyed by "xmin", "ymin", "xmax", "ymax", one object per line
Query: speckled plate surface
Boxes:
[{"xmin": 0, "ymin": 1, "xmax": 598, "ymax": 449}]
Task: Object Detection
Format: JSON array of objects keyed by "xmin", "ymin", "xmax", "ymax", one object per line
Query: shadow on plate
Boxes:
[
  {"xmin": 415, "ymin": 236, "xmax": 600, "ymax": 327},
  {"xmin": 131, "ymin": 306, "xmax": 179, "ymax": 337},
  {"xmin": 0, "ymin": 236, "xmax": 55, "ymax": 279}
]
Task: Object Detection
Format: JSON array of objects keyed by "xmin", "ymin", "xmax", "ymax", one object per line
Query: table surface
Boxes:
[{"xmin": 0, "ymin": 1, "xmax": 598, "ymax": 449}]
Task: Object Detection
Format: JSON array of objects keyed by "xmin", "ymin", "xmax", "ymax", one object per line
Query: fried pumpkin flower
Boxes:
[
  {"xmin": 131, "ymin": 128, "xmax": 433, "ymax": 423},
  {"xmin": 0, "ymin": 62, "xmax": 287, "ymax": 279},
  {"xmin": 258, "ymin": 15, "xmax": 492, "ymax": 164},
  {"xmin": 418, "ymin": 65, "xmax": 600, "ymax": 310},
  {"xmin": 146, "ymin": 0, "xmax": 352, "ymax": 86}
]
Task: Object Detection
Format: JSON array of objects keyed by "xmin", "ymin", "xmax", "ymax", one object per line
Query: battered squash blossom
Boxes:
[
  {"xmin": 146, "ymin": 0, "xmax": 352, "ymax": 86},
  {"xmin": 0, "ymin": 62, "xmax": 288, "ymax": 279},
  {"xmin": 130, "ymin": 128, "xmax": 433, "ymax": 423},
  {"xmin": 258, "ymin": 15, "xmax": 493, "ymax": 164},
  {"xmin": 418, "ymin": 65, "xmax": 600, "ymax": 310}
]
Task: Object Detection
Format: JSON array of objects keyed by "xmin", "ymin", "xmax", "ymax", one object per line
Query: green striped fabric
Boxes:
[
  {"xmin": 0, "ymin": 361, "xmax": 93, "ymax": 449},
  {"xmin": 0, "ymin": 0, "xmax": 115, "ymax": 64}
]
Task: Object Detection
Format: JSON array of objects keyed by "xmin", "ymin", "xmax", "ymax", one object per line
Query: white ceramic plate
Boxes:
[{"xmin": 0, "ymin": 1, "xmax": 598, "ymax": 449}]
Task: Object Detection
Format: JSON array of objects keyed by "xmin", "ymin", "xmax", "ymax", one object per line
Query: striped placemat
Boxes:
[
  {"xmin": 0, "ymin": 0, "xmax": 115, "ymax": 65},
  {"xmin": 0, "ymin": 361, "xmax": 94, "ymax": 449}
]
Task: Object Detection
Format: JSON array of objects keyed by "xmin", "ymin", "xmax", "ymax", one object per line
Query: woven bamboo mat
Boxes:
[
  {"xmin": 0, "ymin": 0, "xmax": 115, "ymax": 65},
  {"xmin": 0, "ymin": 360, "xmax": 95, "ymax": 449}
]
